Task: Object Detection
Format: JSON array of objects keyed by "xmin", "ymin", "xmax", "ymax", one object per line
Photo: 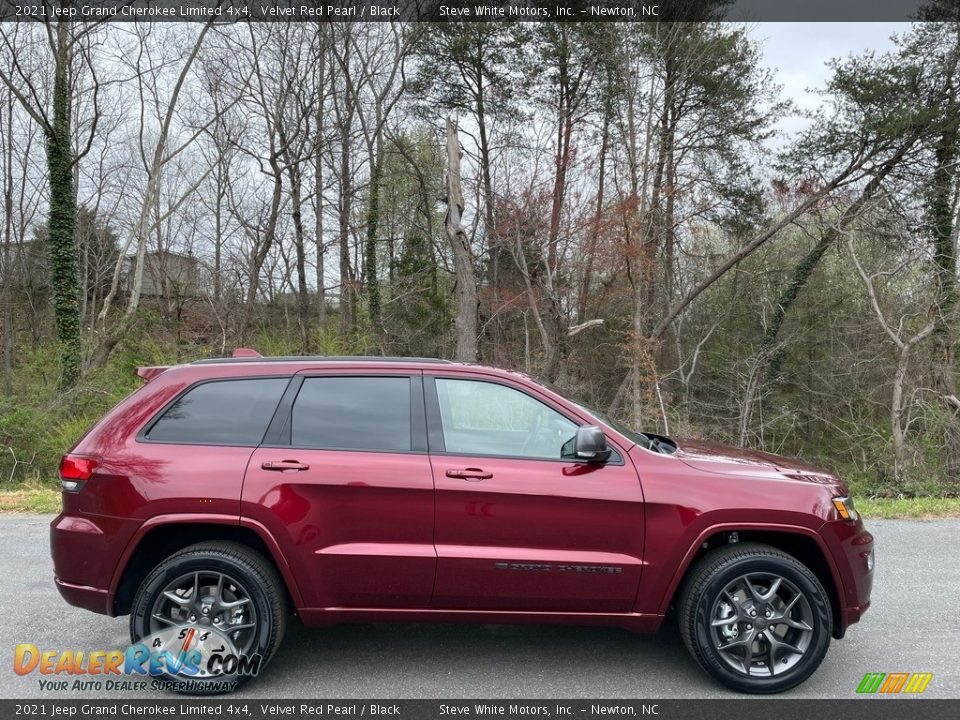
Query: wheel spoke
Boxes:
[
  {"xmin": 162, "ymin": 590, "xmax": 190, "ymax": 605},
  {"xmin": 717, "ymin": 636, "xmax": 750, "ymax": 651},
  {"xmin": 781, "ymin": 617, "xmax": 813, "ymax": 631},
  {"xmin": 228, "ymin": 623, "xmax": 256, "ymax": 633},
  {"xmin": 741, "ymin": 636, "xmax": 754, "ymax": 675},
  {"xmin": 151, "ymin": 613, "xmax": 178, "ymax": 627},
  {"xmin": 722, "ymin": 589, "xmax": 739, "ymax": 605},
  {"xmin": 220, "ymin": 596, "xmax": 251, "ymax": 609},
  {"xmin": 765, "ymin": 635, "xmax": 777, "ymax": 676},
  {"xmin": 711, "ymin": 615, "xmax": 738, "ymax": 627},
  {"xmin": 742, "ymin": 575, "xmax": 763, "ymax": 602},
  {"xmin": 780, "ymin": 594, "xmax": 800, "ymax": 614},
  {"xmin": 761, "ymin": 577, "xmax": 782, "ymax": 600},
  {"xmin": 764, "ymin": 629, "xmax": 803, "ymax": 656}
]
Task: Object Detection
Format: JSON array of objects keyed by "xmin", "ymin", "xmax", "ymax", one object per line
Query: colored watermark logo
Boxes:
[
  {"xmin": 14, "ymin": 625, "xmax": 261, "ymax": 693},
  {"xmin": 856, "ymin": 672, "xmax": 933, "ymax": 694}
]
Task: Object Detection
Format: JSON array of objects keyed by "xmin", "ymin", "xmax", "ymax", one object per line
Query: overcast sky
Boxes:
[{"xmin": 751, "ymin": 22, "xmax": 910, "ymax": 141}]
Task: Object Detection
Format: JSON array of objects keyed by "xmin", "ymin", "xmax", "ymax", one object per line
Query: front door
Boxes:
[
  {"xmin": 242, "ymin": 372, "xmax": 435, "ymax": 609},
  {"xmin": 427, "ymin": 376, "xmax": 645, "ymax": 612}
]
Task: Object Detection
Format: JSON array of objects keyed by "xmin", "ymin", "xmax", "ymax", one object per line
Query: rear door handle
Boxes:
[
  {"xmin": 261, "ymin": 460, "xmax": 310, "ymax": 472},
  {"xmin": 445, "ymin": 468, "xmax": 493, "ymax": 481}
]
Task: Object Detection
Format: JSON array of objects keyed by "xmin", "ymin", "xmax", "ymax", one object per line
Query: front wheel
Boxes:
[
  {"xmin": 677, "ymin": 542, "xmax": 832, "ymax": 694},
  {"xmin": 129, "ymin": 541, "xmax": 287, "ymax": 694}
]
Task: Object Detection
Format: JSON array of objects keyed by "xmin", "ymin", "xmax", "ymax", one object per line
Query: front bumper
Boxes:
[{"xmin": 820, "ymin": 517, "xmax": 874, "ymax": 635}]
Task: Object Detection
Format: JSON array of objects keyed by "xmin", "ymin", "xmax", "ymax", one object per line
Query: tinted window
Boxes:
[
  {"xmin": 146, "ymin": 378, "xmax": 287, "ymax": 445},
  {"xmin": 435, "ymin": 378, "xmax": 577, "ymax": 459},
  {"xmin": 291, "ymin": 377, "xmax": 411, "ymax": 451}
]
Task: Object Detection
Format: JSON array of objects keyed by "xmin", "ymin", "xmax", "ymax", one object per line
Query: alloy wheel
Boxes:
[
  {"xmin": 709, "ymin": 572, "xmax": 815, "ymax": 677},
  {"xmin": 148, "ymin": 570, "xmax": 258, "ymax": 655}
]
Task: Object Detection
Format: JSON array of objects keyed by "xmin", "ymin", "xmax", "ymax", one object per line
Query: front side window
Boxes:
[
  {"xmin": 291, "ymin": 376, "xmax": 411, "ymax": 452},
  {"xmin": 145, "ymin": 378, "xmax": 288, "ymax": 445},
  {"xmin": 435, "ymin": 378, "xmax": 577, "ymax": 459}
]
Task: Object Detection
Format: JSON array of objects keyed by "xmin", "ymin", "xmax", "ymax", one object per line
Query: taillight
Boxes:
[{"xmin": 59, "ymin": 454, "xmax": 99, "ymax": 492}]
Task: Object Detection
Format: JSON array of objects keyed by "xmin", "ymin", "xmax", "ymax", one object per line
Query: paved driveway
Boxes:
[{"xmin": 2, "ymin": 516, "xmax": 957, "ymax": 698}]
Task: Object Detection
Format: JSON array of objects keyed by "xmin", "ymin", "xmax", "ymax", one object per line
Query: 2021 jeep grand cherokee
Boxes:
[{"xmin": 50, "ymin": 351, "xmax": 873, "ymax": 694}]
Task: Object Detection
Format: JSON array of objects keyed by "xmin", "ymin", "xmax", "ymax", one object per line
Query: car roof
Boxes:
[{"xmin": 192, "ymin": 355, "xmax": 454, "ymax": 365}]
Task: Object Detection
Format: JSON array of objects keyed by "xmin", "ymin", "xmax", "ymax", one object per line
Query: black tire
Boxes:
[
  {"xmin": 130, "ymin": 541, "xmax": 287, "ymax": 695},
  {"xmin": 677, "ymin": 542, "xmax": 832, "ymax": 694}
]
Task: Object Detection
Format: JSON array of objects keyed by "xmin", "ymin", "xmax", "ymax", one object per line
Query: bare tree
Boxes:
[{"xmin": 444, "ymin": 120, "xmax": 478, "ymax": 362}]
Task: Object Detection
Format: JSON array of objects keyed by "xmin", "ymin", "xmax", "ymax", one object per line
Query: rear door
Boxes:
[
  {"xmin": 426, "ymin": 374, "xmax": 645, "ymax": 612},
  {"xmin": 242, "ymin": 371, "xmax": 436, "ymax": 609}
]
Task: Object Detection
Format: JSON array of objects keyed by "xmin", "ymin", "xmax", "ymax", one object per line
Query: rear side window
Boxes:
[
  {"xmin": 144, "ymin": 378, "xmax": 288, "ymax": 445},
  {"xmin": 291, "ymin": 376, "xmax": 411, "ymax": 452}
]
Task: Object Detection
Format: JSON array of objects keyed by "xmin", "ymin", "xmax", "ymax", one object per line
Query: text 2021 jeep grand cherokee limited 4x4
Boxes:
[{"xmin": 50, "ymin": 352, "xmax": 874, "ymax": 694}]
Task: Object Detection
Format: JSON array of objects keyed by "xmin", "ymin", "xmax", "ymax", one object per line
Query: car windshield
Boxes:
[{"xmin": 568, "ymin": 398, "xmax": 653, "ymax": 451}]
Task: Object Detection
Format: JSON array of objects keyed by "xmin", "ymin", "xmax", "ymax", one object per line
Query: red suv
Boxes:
[{"xmin": 50, "ymin": 352, "xmax": 873, "ymax": 694}]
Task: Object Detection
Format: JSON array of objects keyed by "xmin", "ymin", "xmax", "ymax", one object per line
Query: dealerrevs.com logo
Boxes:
[
  {"xmin": 14, "ymin": 625, "xmax": 261, "ymax": 693},
  {"xmin": 856, "ymin": 672, "xmax": 933, "ymax": 694}
]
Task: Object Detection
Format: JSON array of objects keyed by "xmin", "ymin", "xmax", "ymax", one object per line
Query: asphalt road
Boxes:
[{"xmin": 2, "ymin": 516, "xmax": 958, "ymax": 699}]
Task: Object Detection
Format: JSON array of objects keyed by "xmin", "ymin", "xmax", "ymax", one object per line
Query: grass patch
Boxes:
[
  {"xmin": 0, "ymin": 483, "xmax": 61, "ymax": 514},
  {"xmin": 857, "ymin": 496, "xmax": 960, "ymax": 519}
]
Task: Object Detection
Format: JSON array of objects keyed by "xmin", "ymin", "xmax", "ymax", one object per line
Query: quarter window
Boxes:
[
  {"xmin": 291, "ymin": 376, "xmax": 411, "ymax": 452},
  {"xmin": 145, "ymin": 378, "xmax": 287, "ymax": 445},
  {"xmin": 434, "ymin": 378, "xmax": 577, "ymax": 459}
]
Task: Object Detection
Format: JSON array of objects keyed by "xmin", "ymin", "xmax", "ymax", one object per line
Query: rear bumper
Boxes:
[
  {"xmin": 50, "ymin": 509, "xmax": 140, "ymax": 617},
  {"xmin": 54, "ymin": 577, "xmax": 110, "ymax": 614}
]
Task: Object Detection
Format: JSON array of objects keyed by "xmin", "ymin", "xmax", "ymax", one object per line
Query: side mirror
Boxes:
[{"xmin": 572, "ymin": 425, "xmax": 612, "ymax": 463}]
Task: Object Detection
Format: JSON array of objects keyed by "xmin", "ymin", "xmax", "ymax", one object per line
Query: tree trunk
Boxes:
[
  {"xmin": 315, "ymin": 112, "xmax": 326, "ymax": 327},
  {"xmin": 364, "ymin": 142, "xmax": 382, "ymax": 328},
  {"xmin": 2, "ymin": 94, "xmax": 13, "ymax": 396},
  {"xmin": 289, "ymin": 162, "xmax": 311, "ymax": 353},
  {"xmin": 542, "ymin": 51, "xmax": 576, "ymax": 383},
  {"xmin": 578, "ymin": 105, "xmax": 610, "ymax": 322},
  {"xmin": 338, "ymin": 123, "xmax": 353, "ymax": 336},
  {"xmin": 47, "ymin": 19, "xmax": 81, "ymax": 388},
  {"xmin": 444, "ymin": 120, "xmax": 478, "ymax": 363},
  {"xmin": 891, "ymin": 344, "xmax": 911, "ymax": 485}
]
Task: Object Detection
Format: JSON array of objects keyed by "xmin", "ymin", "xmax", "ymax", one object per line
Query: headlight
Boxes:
[{"xmin": 832, "ymin": 495, "xmax": 859, "ymax": 522}]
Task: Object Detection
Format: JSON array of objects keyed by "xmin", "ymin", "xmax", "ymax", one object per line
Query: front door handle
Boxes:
[
  {"xmin": 446, "ymin": 468, "xmax": 493, "ymax": 481},
  {"xmin": 261, "ymin": 460, "xmax": 310, "ymax": 472}
]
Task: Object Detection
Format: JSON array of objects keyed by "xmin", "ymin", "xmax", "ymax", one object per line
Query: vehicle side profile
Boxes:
[{"xmin": 50, "ymin": 351, "xmax": 873, "ymax": 694}]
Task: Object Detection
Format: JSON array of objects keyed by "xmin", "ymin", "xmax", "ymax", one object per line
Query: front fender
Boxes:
[{"xmin": 650, "ymin": 520, "xmax": 842, "ymax": 617}]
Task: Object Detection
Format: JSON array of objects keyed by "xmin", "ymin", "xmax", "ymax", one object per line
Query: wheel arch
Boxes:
[
  {"xmin": 661, "ymin": 523, "xmax": 845, "ymax": 639},
  {"xmin": 109, "ymin": 515, "xmax": 304, "ymax": 617}
]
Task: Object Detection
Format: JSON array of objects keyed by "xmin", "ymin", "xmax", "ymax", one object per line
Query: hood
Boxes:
[{"xmin": 675, "ymin": 438, "xmax": 840, "ymax": 485}]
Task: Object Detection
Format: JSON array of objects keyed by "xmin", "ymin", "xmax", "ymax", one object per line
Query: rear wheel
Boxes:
[
  {"xmin": 678, "ymin": 542, "xmax": 832, "ymax": 693},
  {"xmin": 130, "ymin": 541, "xmax": 286, "ymax": 694}
]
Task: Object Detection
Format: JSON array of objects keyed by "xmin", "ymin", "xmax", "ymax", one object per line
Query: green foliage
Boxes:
[
  {"xmin": 0, "ymin": 482, "xmax": 62, "ymax": 514},
  {"xmin": 45, "ymin": 52, "xmax": 82, "ymax": 389},
  {"xmin": 386, "ymin": 234, "xmax": 453, "ymax": 357}
]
